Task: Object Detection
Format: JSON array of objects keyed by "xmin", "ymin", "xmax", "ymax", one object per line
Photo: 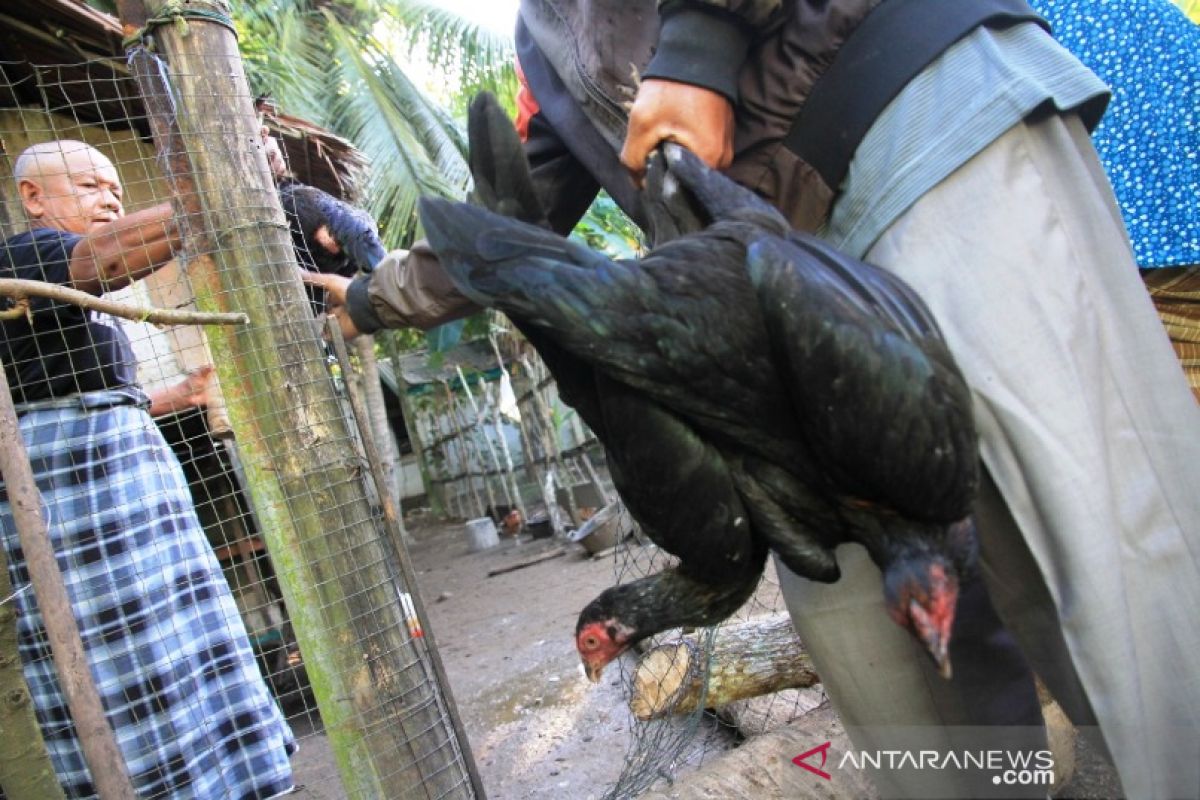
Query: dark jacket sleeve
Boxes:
[{"xmin": 644, "ymin": 0, "xmax": 783, "ymax": 101}]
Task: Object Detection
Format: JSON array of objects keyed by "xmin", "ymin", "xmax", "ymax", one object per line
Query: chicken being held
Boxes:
[
  {"xmin": 277, "ymin": 178, "xmax": 387, "ymax": 277},
  {"xmin": 426, "ymin": 93, "xmax": 979, "ymax": 682},
  {"xmin": 459, "ymin": 95, "xmax": 769, "ymax": 678},
  {"xmin": 257, "ymin": 99, "xmax": 386, "ymax": 278}
]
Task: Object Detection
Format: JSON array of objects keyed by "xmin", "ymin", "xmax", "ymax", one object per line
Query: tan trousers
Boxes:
[{"xmin": 779, "ymin": 112, "xmax": 1200, "ymax": 799}]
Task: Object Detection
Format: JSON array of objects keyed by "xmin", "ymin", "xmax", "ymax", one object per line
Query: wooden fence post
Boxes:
[{"xmin": 115, "ymin": 2, "xmax": 480, "ymax": 796}]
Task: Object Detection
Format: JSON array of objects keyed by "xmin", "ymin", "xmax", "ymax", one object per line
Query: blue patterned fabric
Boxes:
[
  {"xmin": 1031, "ymin": 0, "xmax": 1200, "ymax": 268},
  {"xmin": 0, "ymin": 401, "xmax": 295, "ymax": 799}
]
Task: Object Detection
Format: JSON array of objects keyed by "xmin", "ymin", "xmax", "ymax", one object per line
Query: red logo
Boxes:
[{"xmin": 793, "ymin": 741, "xmax": 832, "ymax": 780}]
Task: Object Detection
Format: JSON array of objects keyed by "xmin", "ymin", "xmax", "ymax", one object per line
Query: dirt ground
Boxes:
[
  {"xmin": 289, "ymin": 512, "xmax": 703, "ymax": 799},
  {"xmin": 286, "ymin": 513, "xmax": 1124, "ymax": 800}
]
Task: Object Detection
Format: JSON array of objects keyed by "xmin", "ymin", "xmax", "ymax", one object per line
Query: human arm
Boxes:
[
  {"xmin": 261, "ymin": 126, "xmax": 289, "ymax": 180},
  {"xmin": 620, "ymin": 0, "xmax": 783, "ymax": 179},
  {"xmin": 300, "ymin": 241, "xmax": 479, "ymax": 341},
  {"xmin": 147, "ymin": 364, "xmax": 215, "ymax": 417},
  {"xmin": 67, "ymin": 201, "xmax": 181, "ymax": 295}
]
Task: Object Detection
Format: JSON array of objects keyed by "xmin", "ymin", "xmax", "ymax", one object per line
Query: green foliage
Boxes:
[
  {"xmin": 572, "ymin": 192, "xmax": 645, "ymax": 258},
  {"xmin": 379, "ymin": 2, "xmax": 518, "ymax": 116},
  {"xmin": 229, "ymin": 0, "xmax": 517, "ymax": 247},
  {"xmin": 227, "ymin": 1, "xmax": 639, "ymax": 365}
]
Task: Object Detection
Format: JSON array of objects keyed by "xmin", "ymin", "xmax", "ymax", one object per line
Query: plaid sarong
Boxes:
[{"xmin": 0, "ymin": 399, "xmax": 295, "ymax": 799}]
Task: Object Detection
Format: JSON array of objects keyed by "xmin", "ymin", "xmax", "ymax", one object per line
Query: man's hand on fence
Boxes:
[
  {"xmin": 261, "ymin": 126, "xmax": 288, "ymax": 180},
  {"xmin": 300, "ymin": 270, "xmax": 361, "ymax": 341},
  {"xmin": 148, "ymin": 365, "xmax": 215, "ymax": 417}
]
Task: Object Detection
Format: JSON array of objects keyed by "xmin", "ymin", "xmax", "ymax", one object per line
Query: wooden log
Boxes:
[{"xmin": 630, "ymin": 614, "xmax": 819, "ymax": 721}]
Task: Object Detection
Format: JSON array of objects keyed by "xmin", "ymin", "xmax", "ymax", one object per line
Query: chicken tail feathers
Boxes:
[
  {"xmin": 467, "ymin": 92, "xmax": 548, "ymax": 227},
  {"xmin": 419, "ymin": 197, "xmax": 606, "ymax": 311}
]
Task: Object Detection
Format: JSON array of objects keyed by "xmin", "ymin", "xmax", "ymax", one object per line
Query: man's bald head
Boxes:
[{"xmin": 15, "ymin": 140, "xmax": 124, "ymax": 235}]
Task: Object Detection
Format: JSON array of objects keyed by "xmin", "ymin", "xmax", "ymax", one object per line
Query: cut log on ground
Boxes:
[
  {"xmin": 630, "ymin": 614, "xmax": 819, "ymax": 721},
  {"xmin": 718, "ymin": 686, "xmax": 827, "ymax": 737},
  {"xmin": 638, "ymin": 702, "xmax": 879, "ymax": 800}
]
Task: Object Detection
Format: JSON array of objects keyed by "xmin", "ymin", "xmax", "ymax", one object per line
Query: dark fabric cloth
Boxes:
[
  {"xmin": 787, "ymin": 0, "xmax": 1048, "ymax": 193},
  {"xmin": 0, "ymin": 403, "xmax": 296, "ymax": 799},
  {"xmin": 0, "ymin": 228, "xmax": 138, "ymax": 403},
  {"xmin": 516, "ymin": 17, "xmax": 637, "ymax": 235}
]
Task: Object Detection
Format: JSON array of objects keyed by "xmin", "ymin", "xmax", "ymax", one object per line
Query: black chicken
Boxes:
[
  {"xmin": 277, "ymin": 178, "xmax": 387, "ymax": 277},
  {"xmin": 428, "ymin": 94, "xmax": 979, "ymax": 681}
]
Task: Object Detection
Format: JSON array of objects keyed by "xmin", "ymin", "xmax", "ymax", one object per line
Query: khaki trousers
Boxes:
[{"xmin": 779, "ymin": 112, "xmax": 1200, "ymax": 799}]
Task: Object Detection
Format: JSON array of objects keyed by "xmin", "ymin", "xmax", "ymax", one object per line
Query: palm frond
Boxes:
[
  {"xmin": 378, "ymin": 0, "xmax": 518, "ymax": 113},
  {"xmin": 323, "ymin": 13, "xmax": 471, "ymax": 244}
]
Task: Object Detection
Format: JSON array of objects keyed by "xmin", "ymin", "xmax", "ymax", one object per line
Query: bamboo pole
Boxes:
[
  {"xmin": 117, "ymin": 4, "xmax": 475, "ymax": 797},
  {"xmin": 419, "ymin": 406, "xmax": 452, "ymax": 516},
  {"xmin": 453, "ymin": 382, "xmax": 496, "ymax": 517},
  {"xmin": 455, "ymin": 366, "xmax": 512, "ymax": 513},
  {"xmin": 327, "ymin": 321, "xmax": 485, "ymax": 799},
  {"xmin": 520, "ymin": 356, "xmax": 579, "ymax": 530},
  {"xmin": 0, "ymin": 367, "xmax": 135, "ymax": 800},
  {"xmin": 486, "ymin": 335, "xmax": 526, "ymax": 524},
  {"xmin": 511, "ymin": 372, "xmax": 542, "ymax": 486},
  {"xmin": 485, "ymin": 382, "xmax": 526, "ymax": 525},
  {"xmin": 442, "ymin": 381, "xmax": 486, "ymax": 517}
]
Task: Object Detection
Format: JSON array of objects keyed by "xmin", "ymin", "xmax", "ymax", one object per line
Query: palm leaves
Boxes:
[{"xmin": 232, "ymin": 0, "xmax": 516, "ymax": 247}]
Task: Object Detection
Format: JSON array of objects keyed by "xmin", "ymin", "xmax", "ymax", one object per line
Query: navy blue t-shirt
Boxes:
[{"xmin": 0, "ymin": 228, "xmax": 137, "ymax": 403}]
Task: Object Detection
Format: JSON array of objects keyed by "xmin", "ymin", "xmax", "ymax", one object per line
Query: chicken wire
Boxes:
[
  {"xmin": 0, "ymin": 45, "xmax": 476, "ymax": 800},
  {"xmin": 597, "ymin": 525, "xmax": 829, "ymax": 799}
]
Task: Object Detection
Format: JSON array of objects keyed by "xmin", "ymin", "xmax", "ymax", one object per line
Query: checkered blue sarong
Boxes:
[{"xmin": 0, "ymin": 400, "xmax": 295, "ymax": 799}]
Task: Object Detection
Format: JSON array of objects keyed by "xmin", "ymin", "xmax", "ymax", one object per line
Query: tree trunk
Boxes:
[
  {"xmin": 630, "ymin": 615, "xmax": 819, "ymax": 721},
  {"xmin": 355, "ymin": 335, "xmax": 404, "ymax": 533}
]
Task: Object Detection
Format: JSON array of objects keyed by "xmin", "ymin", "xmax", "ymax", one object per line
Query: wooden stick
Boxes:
[
  {"xmin": 0, "ymin": 279, "xmax": 248, "ymax": 326},
  {"xmin": 630, "ymin": 614, "xmax": 819, "ymax": 721},
  {"xmin": 486, "ymin": 548, "xmax": 568, "ymax": 577},
  {"xmin": 0, "ymin": 518, "xmax": 64, "ymax": 799}
]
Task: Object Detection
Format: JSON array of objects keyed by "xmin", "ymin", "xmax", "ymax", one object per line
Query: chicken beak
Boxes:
[
  {"xmin": 584, "ymin": 661, "xmax": 605, "ymax": 684},
  {"xmin": 909, "ymin": 598, "xmax": 953, "ymax": 680}
]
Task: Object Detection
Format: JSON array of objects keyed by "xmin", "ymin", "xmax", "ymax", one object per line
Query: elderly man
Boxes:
[{"xmin": 0, "ymin": 140, "xmax": 294, "ymax": 798}]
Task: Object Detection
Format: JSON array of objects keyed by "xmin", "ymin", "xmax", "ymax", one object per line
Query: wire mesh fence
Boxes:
[
  {"xmin": 0, "ymin": 4, "xmax": 831, "ymax": 799},
  {"xmin": 0, "ymin": 15, "xmax": 478, "ymax": 798}
]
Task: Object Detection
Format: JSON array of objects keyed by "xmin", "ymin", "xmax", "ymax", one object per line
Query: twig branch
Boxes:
[{"xmin": 0, "ymin": 278, "xmax": 249, "ymax": 326}]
